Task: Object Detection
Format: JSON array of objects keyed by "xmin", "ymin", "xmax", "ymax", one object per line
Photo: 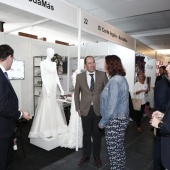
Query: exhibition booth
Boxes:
[
  {"xmin": 1, "ymin": 0, "xmax": 169, "ymax": 151},
  {"xmin": 0, "ymin": 0, "xmax": 138, "ymax": 115}
]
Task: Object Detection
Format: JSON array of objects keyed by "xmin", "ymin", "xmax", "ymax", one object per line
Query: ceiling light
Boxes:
[{"xmin": 157, "ymin": 49, "xmax": 170, "ymax": 55}]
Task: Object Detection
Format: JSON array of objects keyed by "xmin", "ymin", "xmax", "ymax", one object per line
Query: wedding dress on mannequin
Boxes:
[
  {"xmin": 62, "ymin": 68, "xmax": 83, "ymax": 148},
  {"xmin": 29, "ymin": 48, "xmax": 67, "ymax": 138}
]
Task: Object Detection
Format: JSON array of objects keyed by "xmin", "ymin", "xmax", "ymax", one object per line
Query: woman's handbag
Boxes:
[{"xmin": 131, "ymin": 98, "xmax": 142, "ymax": 111}]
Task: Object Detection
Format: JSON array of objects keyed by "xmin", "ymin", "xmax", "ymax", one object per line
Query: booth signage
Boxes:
[
  {"xmin": 97, "ymin": 25, "xmax": 127, "ymax": 43},
  {"xmin": 0, "ymin": 0, "xmax": 79, "ymax": 28},
  {"xmin": 28, "ymin": 0, "xmax": 54, "ymax": 11},
  {"xmin": 81, "ymin": 11, "xmax": 135, "ymax": 50}
]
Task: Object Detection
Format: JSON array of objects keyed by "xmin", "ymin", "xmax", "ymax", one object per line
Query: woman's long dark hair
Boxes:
[{"xmin": 105, "ymin": 55, "xmax": 126, "ymax": 77}]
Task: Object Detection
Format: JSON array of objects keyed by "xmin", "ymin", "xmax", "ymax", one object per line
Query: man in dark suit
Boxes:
[
  {"xmin": 153, "ymin": 70, "xmax": 170, "ymax": 170},
  {"xmin": 151, "ymin": 103, "xmax": 170, "ymax": 170},
  {"xmin": 74, "ymin": 56, "xmax": 108, "ymax": 167},
  {"xmin": 155, "ymin": 66, "xmax": 166, "ymax": 85},
  {"xmin": 0, "ymin": 44, "xmax": 32, "ymax": 170}
]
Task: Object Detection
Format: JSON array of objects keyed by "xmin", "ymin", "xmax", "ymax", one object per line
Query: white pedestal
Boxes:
[{"xmin": 30, "ymin": 134, "xmax": 66, "ymax": 151}]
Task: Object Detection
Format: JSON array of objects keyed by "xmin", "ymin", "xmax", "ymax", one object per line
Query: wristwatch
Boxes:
[{"xmin": 158, "ymin": 122, "xmax": 163, "ymax": 129}]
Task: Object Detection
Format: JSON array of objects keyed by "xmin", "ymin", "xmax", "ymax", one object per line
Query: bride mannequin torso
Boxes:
[{"xmin": 41, "ymin": 48, "xmax": 64, "ymax": 96}]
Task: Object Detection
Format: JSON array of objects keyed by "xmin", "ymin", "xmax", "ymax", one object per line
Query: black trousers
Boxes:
[
  {"xmin": 136, "ymin": 104, "xmax": 145, "ymax": 128},
  {"xmin": 0, "ymin": 136, "xmax": 13, "ymax": 170},
  {"xmin": 81, "ymin": 106, "xmax": 102, "ymax": 158},
  {"xmin": 153, "ymin": 136, "xmax": 165, "ymax": 170}
]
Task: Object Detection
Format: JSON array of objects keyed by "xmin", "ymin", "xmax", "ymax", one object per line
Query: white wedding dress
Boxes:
[
  {"xmin": 61, "ymin": 69, "xmax": 83, "ymax": 148},
  {"xmin": 29, "ymin": 61, "xmax": 67, "ymax": 138}
]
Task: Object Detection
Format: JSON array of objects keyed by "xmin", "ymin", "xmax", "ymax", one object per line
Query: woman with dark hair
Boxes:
[
  {"xmin": 99, "ymin": 55, "xmax": 129, "ymax": 170},
  {"xmin": 133, "ymin": 72, "xmax": 148, "ymax": 132}
]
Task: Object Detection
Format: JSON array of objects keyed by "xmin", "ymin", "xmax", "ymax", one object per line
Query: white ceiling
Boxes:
[{"xmin": 1, "ymin": 0, "xmax": 170, "ymax": 55}]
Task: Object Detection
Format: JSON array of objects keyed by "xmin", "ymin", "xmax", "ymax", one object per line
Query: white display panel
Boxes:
[
  {"xmin": 4, "ymin": 34, "xmax": 31, "ymax": 112},
  {"xmin": 86, "ymin": 42, "xmax": 108, "ymax": 56},
  {"xmin": 7, "ymin": 59, "xmax": 24, "ymax": 80},
  {"xmin": 108, "ymin": 42, "xmax": 135, "ymax": 93}
]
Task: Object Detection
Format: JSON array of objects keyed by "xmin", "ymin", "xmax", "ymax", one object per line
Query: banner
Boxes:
[{"xmin": 81, "ymin": 11, "xmax": 135, "ymax": 50}]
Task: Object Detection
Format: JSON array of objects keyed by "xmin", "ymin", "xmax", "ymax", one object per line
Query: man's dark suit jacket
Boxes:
[
  {"xmin": 155, "ymin": 75, "xmax": 164, "ymax": 85},
  {"xmin": 0, "ymin": 68, "xmax": 20, "ymax": 138},
  {"xmin": 160, "ymin": 103, "xmax": 170, "ymax": 169},
  {"xmin": 154, "ymin": 76, "xmax": 170, "ymax": 113}
]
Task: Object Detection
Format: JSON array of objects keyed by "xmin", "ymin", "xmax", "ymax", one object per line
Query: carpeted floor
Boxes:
[{"xmin": 12, "ymin": 119, "xmax": 75, "ymax": 170}]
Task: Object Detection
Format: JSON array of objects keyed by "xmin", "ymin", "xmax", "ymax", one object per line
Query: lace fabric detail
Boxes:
[
  {"xmin": 29, "ymin": 128, "xmax": 67, "ymax": 138},
  {"xmin": 61, "ymin": 93, "xmax": 83, "ymax": 149}
]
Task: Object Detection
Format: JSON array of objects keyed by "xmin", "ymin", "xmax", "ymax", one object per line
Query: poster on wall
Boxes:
[{"xmin": 7, "ymin": 59, "xmax": 25, "ymax": 80}]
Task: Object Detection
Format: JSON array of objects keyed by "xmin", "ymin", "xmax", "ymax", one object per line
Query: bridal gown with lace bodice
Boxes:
[
  {"xmin": 61, "ymin": 69, "xmax": 83, "ymax": 148},
  {"xmin": 29, "ymin": 60, "xmax": 67, "ymax": 138}
]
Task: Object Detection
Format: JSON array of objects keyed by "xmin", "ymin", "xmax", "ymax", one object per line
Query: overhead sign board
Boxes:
[
  {"xmin": 81, "ymin": 11, "xmax": 135, "ymax": 50},
  {"xmin": 0, "ymin": 0, "xmax": 79, "ymax": 29}
]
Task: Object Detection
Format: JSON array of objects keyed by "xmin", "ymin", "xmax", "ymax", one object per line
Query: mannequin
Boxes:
[
  {"xmin": 29, "ymin": 48, "xmax": 67, "ymax": 138},
  {"xmin": 42, "ymin": 48, "xmax": 64, "ymax": 96}
]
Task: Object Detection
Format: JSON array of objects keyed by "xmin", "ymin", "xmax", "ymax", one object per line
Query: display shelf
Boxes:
[{"xmin": 33, "ymin": 56, "xmax": 46, "ymax": 114}]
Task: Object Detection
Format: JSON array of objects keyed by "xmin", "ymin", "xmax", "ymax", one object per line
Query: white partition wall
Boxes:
[
  {"xmin": 108, "ymin": 42, "xmax": 135, "ymax": 93},
  {"xmin": 4, "ymin": 34, "xmax": 32, "ymax": 113},
  {"xmin": 68, "ymin": 45, "xmax": 86, "ymax": 90},
  {"xmin": 86, "ymin": 42, "xmax": 108, "ymax": 56},
  {"xmin": 3, "ymin": 34, "xmax": 70, "ymax": 115},
  {"xmin": 68, "ymin": 41, "xmax": 136, "ymax": 93}
]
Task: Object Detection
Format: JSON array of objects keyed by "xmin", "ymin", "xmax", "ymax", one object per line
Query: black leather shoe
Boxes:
[
  {"xmin": 94, "ymin": 157, "xmax": 102, "ymax": 167},
  {"xmin": 78, "ymin": 157, "xmax": 90, "ymax": 165}
]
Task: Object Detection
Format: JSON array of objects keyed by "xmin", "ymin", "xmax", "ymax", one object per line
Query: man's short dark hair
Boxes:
[
  {"xmin": 84, "ymin": 56, "xmax": 94, "ymax": 64},
  {"xmin": 160, "ymin": 65, "xmax": 166, "ymax": 70},
  {"xmin": 0, "ymin": 44, "xmax": 14, "ymax": 60}
]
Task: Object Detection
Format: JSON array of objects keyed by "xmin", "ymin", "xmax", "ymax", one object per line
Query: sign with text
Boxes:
[
  {"xmin": 81, "ymin": 11, "xmax": 135, "ymax": 50},
  {"xmin": 0, "ymin": 0, "xmax": 79, "ymax": 28}
]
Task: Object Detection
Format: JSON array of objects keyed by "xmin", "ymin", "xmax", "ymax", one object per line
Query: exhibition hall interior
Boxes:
[{"xmin": 0, "ymin": 0, "xmax": 170, "ymax": 170}]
